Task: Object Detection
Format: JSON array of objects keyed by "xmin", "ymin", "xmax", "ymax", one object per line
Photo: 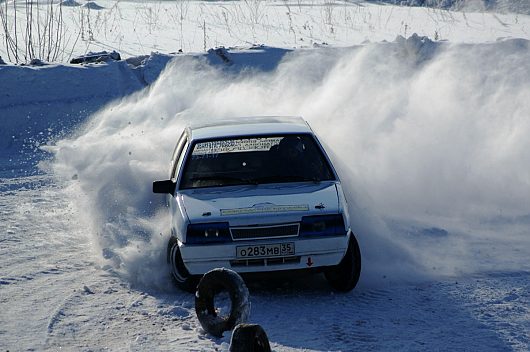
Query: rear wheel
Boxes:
[
  {"xmin": 168, "ymin": 237, "xmax": 199, "ymax": 293},
  {"xmin": 324, "ymin": 234, "xmax": 361, "ymax": 292}
]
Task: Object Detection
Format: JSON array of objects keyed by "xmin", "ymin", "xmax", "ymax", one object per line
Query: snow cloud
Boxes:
[{"xmin": 52, "ymin": 36, "xmax": 530, "ymax": 290}]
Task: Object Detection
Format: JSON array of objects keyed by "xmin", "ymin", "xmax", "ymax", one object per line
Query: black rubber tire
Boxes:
[
  {"xmin": 195, "ymin": 268, "xmax": 250, "ymax": 338},
  {"xmin": 229, "ymin": 324, "xmax": 271, "ymax": 352},
  {"xmin": 324, "ymin": 234, "xmax": 362, "ymax": 292},
  {"xmin": 167, "ymin": 237, "xmax": 199, "ymax": 293}
]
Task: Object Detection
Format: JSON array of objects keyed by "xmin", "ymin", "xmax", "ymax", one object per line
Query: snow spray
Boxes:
[{"xmin": 52, "ymin": 36, "xmax": 530, "ymax": 289}]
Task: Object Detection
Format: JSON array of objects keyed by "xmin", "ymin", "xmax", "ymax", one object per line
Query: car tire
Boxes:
[
  {"xmin": 195, "ymin": 268, "xmax": 250, "ymax": 338},
  {"xmin": 229, "ymin": 323, "xmax": 271, "ymax": 352},
  {"xmin": 168, "ymin": 237, "xmax": 199, "ymax": 293},
  {"xmin": 324, "ymin": 233, "xmax": 361, "ymax": 292}
]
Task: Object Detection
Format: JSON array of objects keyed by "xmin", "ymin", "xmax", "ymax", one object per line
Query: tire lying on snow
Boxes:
[
  {"xmin": 324, "ymin": 234, "xmax": 362, "ymax": 292},
  {"xmin": 195, "ymin": 268, "xmax": 250, "ymax": 337},
  {"xmin": 230, "ymin": 324, "xmax": 271, "ymax": 352}
]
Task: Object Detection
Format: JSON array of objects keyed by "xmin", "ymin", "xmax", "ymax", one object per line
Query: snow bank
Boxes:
[
  {"xmin": 380, "ymin": 0, "xmax": 530, "ymax": 14},
  {"xmin": 3, "ymin": 0, "xmax": 529, "ymax": 64},
  {"xmin": 50, "ymin": 37, "xmax": 530, "ymax": 289},
  {"xmin": 83, "ymin": 1, "xmax": 105, "ymax": 10},
  {"xmin": 458, "ymin": 0, "xmax": 530, "ymax": 14},
  {"xmin": 0, "ymin": 61, "xmax": 139, "ymax": 177},
  {"xmin": 60, "ymin": 0, "xmax": 81, "ymax": 7},
  {"xmin": 0, "ymin": 53, "xmax": 174, "ymax": 177}
]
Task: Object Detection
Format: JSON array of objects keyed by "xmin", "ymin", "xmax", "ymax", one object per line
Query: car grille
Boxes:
[
  {"xmin": 230, "ymin": 223, "xmax": 299, "ymax": 241},
  {"xmin": 230, "ymin": 256, "xmax": 301, "ymax": 267}
]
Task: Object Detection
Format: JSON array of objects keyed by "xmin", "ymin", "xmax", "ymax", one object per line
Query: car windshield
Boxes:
[{"xmin": 179, "ymin": 134, "xmax": 336, "ymax": 189}]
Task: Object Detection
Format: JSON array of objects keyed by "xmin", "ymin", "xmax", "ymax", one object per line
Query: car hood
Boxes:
[{"xmin": 178, "ymin": 181, "xmax": 340, "ymax": 225}]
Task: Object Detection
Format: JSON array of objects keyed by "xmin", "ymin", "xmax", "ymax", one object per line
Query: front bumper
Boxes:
[{"xmin": 179, "ymin": 232, "xmax": 351, "ymax": 275}]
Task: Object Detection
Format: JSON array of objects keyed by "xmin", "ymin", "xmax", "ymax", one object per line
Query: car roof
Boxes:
[{"xmin": 187, "ymin": 116, "xmax": 313, "ymax": 141}]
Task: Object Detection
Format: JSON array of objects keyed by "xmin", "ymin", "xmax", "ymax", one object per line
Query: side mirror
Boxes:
[{"xmin": 153, "ymin": 180, "xmax": 176, "ymax": 194}]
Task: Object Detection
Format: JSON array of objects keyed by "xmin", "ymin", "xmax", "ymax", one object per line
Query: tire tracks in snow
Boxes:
[
  {"xmin": 248, "ymin": 278, "xmax": 515, "ymax": 351},
  {"xmin": 447, "ymin": 272, "xmax": 530, "ymax": 352}
]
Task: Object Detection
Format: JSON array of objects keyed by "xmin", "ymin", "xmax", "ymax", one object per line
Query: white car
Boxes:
[{"xmin": 153, "ymin": 117, "xmax": 361, "ymax": 292}]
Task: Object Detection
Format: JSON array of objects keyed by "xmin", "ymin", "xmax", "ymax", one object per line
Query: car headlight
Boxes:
[
  {"xmin": 186, "ymin": 222, "xmax": 231, "ymax": 244},
  {"xmin": 300, "ymin": 214, "xmax": 346, "ymax": 237}
]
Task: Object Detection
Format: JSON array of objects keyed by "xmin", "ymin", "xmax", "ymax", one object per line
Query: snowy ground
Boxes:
[
  {"xmin": 1, "ymin": 0, "xmax": 530, "ymax": 62},
  {"xmin": 1, "ymin": 1, "xmax": 530, "ymax": 351}
]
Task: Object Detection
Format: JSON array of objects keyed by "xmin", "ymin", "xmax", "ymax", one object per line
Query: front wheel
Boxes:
[
  {"xmin": 168, "ymin": 237, "xmax": 199, "ymax": 293},
  {"xmin": 324, "ymin": 234, "xmax": 361, "ymax": 292}
]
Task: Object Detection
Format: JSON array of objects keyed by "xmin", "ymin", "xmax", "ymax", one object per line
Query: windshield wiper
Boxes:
[
  {"xmin": 190, "ymin": 175, "xmax": 258, "ymax": 185},
  {"xmin": 249, "ymin": 175, "xmax": 321, "ymax": 184}
]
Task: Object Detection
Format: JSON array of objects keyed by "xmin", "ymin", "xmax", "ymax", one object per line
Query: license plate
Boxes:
[{"xmin": 236, "ymin": 243, "xmax": 295, "ymax": 258}]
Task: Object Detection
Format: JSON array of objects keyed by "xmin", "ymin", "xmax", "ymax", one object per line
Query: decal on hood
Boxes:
[{"xmin": 220, "ymin": 204, "xmax": 309, "ymax": 216}]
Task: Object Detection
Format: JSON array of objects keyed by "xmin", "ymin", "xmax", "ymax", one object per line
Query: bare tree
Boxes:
[{"xmin": 0, "ymin": 0, "xmax": 66, "ymax": 63}]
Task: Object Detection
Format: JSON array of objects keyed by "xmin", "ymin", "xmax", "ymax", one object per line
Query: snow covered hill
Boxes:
[
  {"xmin": 1, "ymin": 0, "xmax": 530, "ymax": 63},
  {"xmin": 1, "ymin": 1, "xmax": 530, "ymax": 351}
]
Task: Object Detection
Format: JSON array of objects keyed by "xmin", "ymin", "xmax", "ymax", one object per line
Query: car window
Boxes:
[
  {"xmin": 170, "ymin": 133, "xmax": 189, "ymax": 180},
  {"xmin": 179, "ymin": 134, "xmax": 336, "ymax": 189}
]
